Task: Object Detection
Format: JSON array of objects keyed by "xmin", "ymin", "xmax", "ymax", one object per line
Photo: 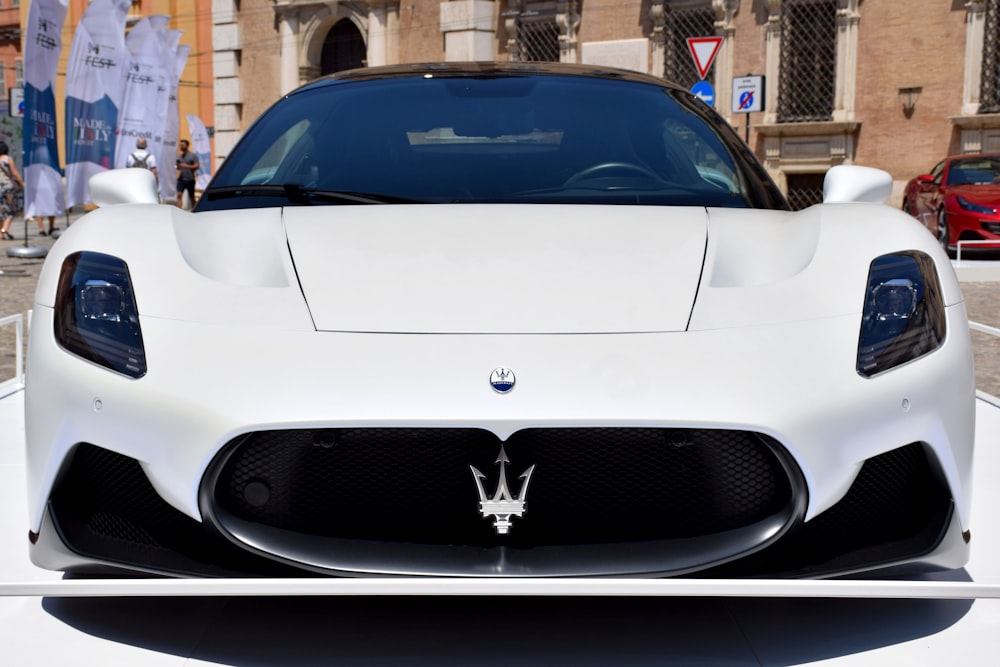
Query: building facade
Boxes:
[
  {"xmin": 1, "ymin": 1, "xmax": 22, "ymax": 115},
  {"xmin": 213, "ymin": 0, "xmax": 1000, "ymax": 206}
]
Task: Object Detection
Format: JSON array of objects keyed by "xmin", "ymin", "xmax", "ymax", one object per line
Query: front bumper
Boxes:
[{"xmin": 25, "ymin": 302, "xmax": 976, "ymax": 577}]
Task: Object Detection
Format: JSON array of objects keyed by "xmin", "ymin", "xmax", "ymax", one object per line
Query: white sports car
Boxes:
[{"xmin": 25, "ymin": 63, "xmax": 975, "ymax": 579}]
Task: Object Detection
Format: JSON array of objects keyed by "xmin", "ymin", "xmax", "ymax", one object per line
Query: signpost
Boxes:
[
  {"xmin": 686, "ymin": 36, "xmax": 723, "ymax": 107},
  {"xmin": 732, "ymin": 74, "xmax": 765, "ymax": 143}
]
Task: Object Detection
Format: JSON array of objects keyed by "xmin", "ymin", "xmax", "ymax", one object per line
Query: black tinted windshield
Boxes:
[{"xmin": 199, "ymin": 72, "xmax": 785, "ymax": 211}]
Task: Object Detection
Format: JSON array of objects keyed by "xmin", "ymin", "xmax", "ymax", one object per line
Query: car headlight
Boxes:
[
  {"xmin": 54, "ymin": 251, "xmax": 147, "ymax": 378},
  {"xmin": 956, "ymin": 196, "xmax": 996, "ymax": 215},
  {"xmin": 857, "ymin": 252, "xmax": 945, "ymax": 377}
]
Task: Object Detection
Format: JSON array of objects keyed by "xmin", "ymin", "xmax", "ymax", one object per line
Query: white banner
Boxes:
[
  {"xmin": 23, "ymin": 0, "xmax": 68, "ymax": 218},
  {"xmin": 114, "ymin": 15, "xmax": 171, "ymax": 179},
  {"xmin": 159, "ymin": 39, "xmax": 188, "ymax": 202},
  {"xmin": 185, "ymin": 114, "xmax": 212, "ymax": 191},
  {"xmin": 63, "ymin": 0, "xmax": 132, "ymax": 209}
]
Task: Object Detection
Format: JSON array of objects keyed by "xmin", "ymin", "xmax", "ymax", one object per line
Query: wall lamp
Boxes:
[{"xmin": 898, "ymin": 86, "xmax": 922, "ymax": 118}]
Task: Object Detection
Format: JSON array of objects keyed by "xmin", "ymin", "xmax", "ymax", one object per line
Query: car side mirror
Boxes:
[
  {"xmin": 915, "ymin": 174, "xmax": 936, "ymax": 185},
  {"xmin": 88, "ymin": 168, "xmax": 160, "ymax": 207},
  {"xmin": 822, "ymin": 165, "xmax": 893, "ymax": 204}
]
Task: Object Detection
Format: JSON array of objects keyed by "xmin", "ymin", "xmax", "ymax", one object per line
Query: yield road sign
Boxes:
[{"xmin": 686, "ymin": 37, "xmax": 724, "ymax": 80}]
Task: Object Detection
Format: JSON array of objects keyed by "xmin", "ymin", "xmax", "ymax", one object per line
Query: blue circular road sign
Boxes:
[{"xmin": 691, "ymin": 80, "xmax": 715, "ymax": 107}]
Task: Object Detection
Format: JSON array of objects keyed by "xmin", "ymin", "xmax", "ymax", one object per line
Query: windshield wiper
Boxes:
[{"xmin": 203, "ymin": 184, "xmax": 423, "ymax": 205}]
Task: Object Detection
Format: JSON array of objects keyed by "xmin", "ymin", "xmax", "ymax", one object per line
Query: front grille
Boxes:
[
  {"xmin": 48, "ymin": 444, "xmax": 296, "ymax": 577},
  {"xmin": 44, "ymin": 438, "xmax": 954, "ymax": 578},
  {"xmin": 713, "ymin": 442, "xmax": 954, "ymax": 577},
  {"xmin": 208, "ymin": 428, "xmax": 796, "ymax": 549}
]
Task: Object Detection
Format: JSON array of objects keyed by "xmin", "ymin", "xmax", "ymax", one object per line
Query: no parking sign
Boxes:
[{"xmin": 732, "ymin": 76, "xmax": 765, "ymax": 114}]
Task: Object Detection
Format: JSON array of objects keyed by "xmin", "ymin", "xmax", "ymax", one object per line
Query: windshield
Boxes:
[
  {"xmin": 946, "ymin": 156, "xmax": 1000, "ymax": 186},
  {"xmin": 200, "ymin": 74, "xmax": 782, "ymax": 210}
]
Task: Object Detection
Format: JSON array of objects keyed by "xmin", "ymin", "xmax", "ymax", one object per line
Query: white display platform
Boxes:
[{"xmin": 2, "ymin": 387, "xmax": 1000, "ymax": 664}]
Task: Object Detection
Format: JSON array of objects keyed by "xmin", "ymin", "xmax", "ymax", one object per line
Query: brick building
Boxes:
[
  {"xmin": 0, "ymin": 1, "xmax": 21, "ymax": 115},
  {"xmin": 213, "ymin": 0, "xmax": 1000, "ymax": 207}
]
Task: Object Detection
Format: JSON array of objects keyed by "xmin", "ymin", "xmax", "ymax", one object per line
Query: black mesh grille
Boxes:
[
  {"xmin": 210, "ymin": 428, "xmax": 794, "ymax": 548},
  {"xmin": 48, "ymin": 444, "xmax": 295, "ymax": 577},
  {"xmin": 46, "ymin": 438, "xmax": 953, "ymax": 578},
  {"xmin": 713, "ymin": 443, "xmax": 953, "ymax": 577}
]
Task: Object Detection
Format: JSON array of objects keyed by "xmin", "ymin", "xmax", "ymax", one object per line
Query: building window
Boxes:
[
  {"xmin": 505, "ymin": 1, "xmax": 579, "ymax": 63},
  {"xmin": 777, "ymin": 0, "xmax": 836, "ymax": 123},
  {"xmin": 321, "ymin": 20, "xmax": 366, "ymax": 75},
  {"xmin": 786, "ymin": 173, "xmax": 825, "ymax": 211},
  {"xmin": 14, "ymin": 60, "xmax": 23, "ymax": 88},
  {"xmin": 510, "ymin": 8, "xmax": 560, "ymax": 62},
  {"xmin": 980, "ymin": 0, "xmax": 1000, "ymax": 114},
  {"xmin": 663, "ymin": 2, "xmax": 716, "ymax": 89}
]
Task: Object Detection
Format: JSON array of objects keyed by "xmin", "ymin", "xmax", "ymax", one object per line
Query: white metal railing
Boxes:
[
  {"xmin": 969, "ymin": 320, "xmax": 1000, "ymax": 407},
  {"xmin": 955, "ymin": 239, "xmax": 1000, "ymax": 265},
  {"xmin": 0, "ymin": 312, "xmax": 24, "ymax": 398},
  {"xmin": 970, "ymin": 320, "xmax": 1000, "ymax": 338}
]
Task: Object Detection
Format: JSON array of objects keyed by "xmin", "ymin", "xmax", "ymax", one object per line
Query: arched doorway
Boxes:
[{"xmin": 321, "ymin": 20, "xmax": 366, "ymax": 75}]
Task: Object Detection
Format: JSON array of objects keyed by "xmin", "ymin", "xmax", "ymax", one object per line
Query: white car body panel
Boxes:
[
  {"xmin": 25, "ymin": 202, "xmax": 975, "ymax": 540},
  {"xmin": 88, "ymin": 168, "xmax": 159, "ymax": 206},
  {"xmin": 286, "ymin": 205, "xmax": 707, "ymax": 333},
  {"xmin": 21, "ymin": 63, "xmax": 975, "ymax": 578}
]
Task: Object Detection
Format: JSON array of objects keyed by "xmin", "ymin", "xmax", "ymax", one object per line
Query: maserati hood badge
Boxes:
[
  {"xmin": 489, "ymin": 367, "xmax": 515, "ymax": 393},
  {"xmin": 470, "ymin": 445, "xmax": 535, "ymax": 535}
]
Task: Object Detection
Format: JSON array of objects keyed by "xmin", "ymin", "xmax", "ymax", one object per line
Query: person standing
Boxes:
[
  {"xmin": 33, "ymin": 215, "xmax": 57, "ymax": 237},
  {"xmin": 176, "ymin": 139, "xmax": 199, "ymax": 209},
  {"xmin": 0, "ymin": 141, "xmax": 24, "ymax": 241},
  {"xmin": 126, "ymin": 137, "xmax": 158, "ymax": 183}
]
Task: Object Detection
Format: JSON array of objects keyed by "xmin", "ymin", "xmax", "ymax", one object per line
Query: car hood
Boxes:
[
  {"xmin": 284, "ymin": 204, "xmax": 707, "ymax": 334},
  {"xmin": 948, "ymin": 184, "xmax": 1000, "ymax": 202}
]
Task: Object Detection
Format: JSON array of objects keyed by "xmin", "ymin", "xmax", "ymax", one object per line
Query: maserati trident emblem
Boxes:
[
  {"xmin": 489, "ymin": 367, "xmax": 515, "ymax": 393},
  {"xmin": 470, "ymin": 445, "xmax": 535, "ymax": 535}
]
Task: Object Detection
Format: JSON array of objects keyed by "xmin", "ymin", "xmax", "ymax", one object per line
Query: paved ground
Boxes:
[{"xmin": 3, "ymin": 213, "xmax": 1000, "ymax": 396}]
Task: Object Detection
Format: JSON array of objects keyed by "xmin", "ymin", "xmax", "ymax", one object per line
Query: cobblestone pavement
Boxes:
[{"xmin": 3, "ymin": 218, "xmax": 1000, "ymax": 396}]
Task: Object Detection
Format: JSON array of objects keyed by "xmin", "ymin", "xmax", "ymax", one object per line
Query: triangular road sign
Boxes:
[{"xmin": 686, "ymin": 36, "xmax": 724, "ymax": 80}]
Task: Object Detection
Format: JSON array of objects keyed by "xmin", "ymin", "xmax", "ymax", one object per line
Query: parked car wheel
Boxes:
[{"xmin": 937, "ymin": 208, "xmax": 951, "ymax": 251}]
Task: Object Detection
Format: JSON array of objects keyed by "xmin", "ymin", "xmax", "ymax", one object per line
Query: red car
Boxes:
[{"xmin": 902, "ymin": 153, "xmax": 1000, "ymax": 253}]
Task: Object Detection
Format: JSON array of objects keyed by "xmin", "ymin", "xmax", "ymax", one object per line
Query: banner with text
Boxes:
[
  {"xmin": 23, "ymin": 0, "xmax": 68, "ymax": 218},
  {"xmin": 185, "ymin": 113, "xmax": 213, "ymax": 191},
  {"xmin": 64, "ymin": 0, "xmax": 132, "ymax": 208},
  {"xmin": 114, "ymin": 15, "xmax": 172, "ymax": 181}
]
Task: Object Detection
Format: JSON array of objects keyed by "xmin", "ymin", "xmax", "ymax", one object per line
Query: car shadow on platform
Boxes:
[{"xmin": 41, "ymin": 581, "xmax": 976, "ymax": 666}]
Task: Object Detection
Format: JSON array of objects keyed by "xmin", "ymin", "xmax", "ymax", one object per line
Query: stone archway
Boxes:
[{"xmin": 321, "ymin": 19, "xmax": 367, "ymax": 75}]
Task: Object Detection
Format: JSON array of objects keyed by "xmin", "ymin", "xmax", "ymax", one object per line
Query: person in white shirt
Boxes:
[{"xmin": 126, "ymin": 137, "xmax": 158, "ymax": 183}]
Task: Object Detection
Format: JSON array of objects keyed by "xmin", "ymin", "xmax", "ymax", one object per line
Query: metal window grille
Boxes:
[
  {"xmin": 512, "ymin": 13, "xmax": 561, "ymax": 63},
  {"xmin": 664, "ymin": 3, "xmax": 717, "ymax": 89},
  {"xmin": 980, "ymin": 0, "xmax": 1000, "ymax": 114},
  {"xmin": 786, "ymin": 173, "xmax": 825, "ymax": 211},
  {"xmin": 777, "ymin": 0, "xmax": 836, "ymax": 123}
]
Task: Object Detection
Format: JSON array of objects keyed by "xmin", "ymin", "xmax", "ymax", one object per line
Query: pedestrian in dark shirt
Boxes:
[{"xmin": 176, "ymin": 139, "xmax": 199, "ymax": 209}]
